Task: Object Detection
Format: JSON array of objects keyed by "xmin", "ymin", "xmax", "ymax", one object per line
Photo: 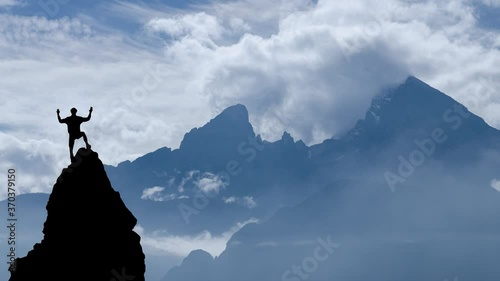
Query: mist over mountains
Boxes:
[
  {"xmin": 2, "ymin": 76, "xmax": 500, "ymax": 281},
  {"xmin": 159, "ymin": 77, "xmax": 500, "ymax": 281}
]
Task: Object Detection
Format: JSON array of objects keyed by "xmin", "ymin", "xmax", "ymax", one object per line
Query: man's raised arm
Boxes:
[
  {"xmin": 56, "ymin": 109, "xmax": 64, "ymax": 123},
  {"xmin": 83, "ymin": 106, "xmax": 93, "ymax": 122}
]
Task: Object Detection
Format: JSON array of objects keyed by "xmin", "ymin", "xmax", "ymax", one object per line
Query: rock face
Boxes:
[{"xmin": 9, "ymin": 148, "xmax": 145, "ymax": 281}]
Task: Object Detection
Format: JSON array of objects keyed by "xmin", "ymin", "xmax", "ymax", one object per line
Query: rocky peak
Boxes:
[{"xmin": 10, "ymin": 148, "xmax": 145, "ymax": 281}]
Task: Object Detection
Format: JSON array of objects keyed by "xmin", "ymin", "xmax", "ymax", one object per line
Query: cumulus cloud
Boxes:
[
  {"xmin": 194, "ymin": 172, "xmax": 228, "ymax": 194},
  {"xmin": 149, "ymin": 0, "xmax": 500, "ymax": 143},
  {"xmin": 134, "ymin": 218, "xmax": 258, "ymax": 257},
  {"xmin": 256, "ymin": 1, "xmax": 491, "ymax": 137},
  {"xmin": 148, "ymin": 0, "xmax": 411, "ymax": 143},
  {"xmin": 0, "ymin": 132, "xmax": 66, "ymax": 198}
]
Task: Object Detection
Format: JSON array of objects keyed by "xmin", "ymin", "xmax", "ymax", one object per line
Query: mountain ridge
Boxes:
[
  {"xmin": 161, "ymin": 76, "xmax": 500, "ymax": 281},
  {"xmin": 110, "ymin": 75, "xmax": 498, "ymax": 171}
]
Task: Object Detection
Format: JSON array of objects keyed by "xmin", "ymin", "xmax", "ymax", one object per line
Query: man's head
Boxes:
[{"xmin": 70, "ymin": 108, "xmax": 77, "ymax": 115}]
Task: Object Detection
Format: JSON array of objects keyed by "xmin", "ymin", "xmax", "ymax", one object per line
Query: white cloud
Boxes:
[
  {"xmin": 223, "ymin": 196, "xmax": 257, "ymax": 209},
  {"xmin": 205, "ymin": 0, "xmax": 315, "ymax": 37},
  {"xmin": 0, "ymin": 13, "xmax": 214, "ymax": 198},
  {"xmin": 146, "ymin": 12, "xmax": 224, "ymax": 42},
  {"xmin": 189, "ymin": 0, "xmax": 500, "ymax": 143},
  {"xmin": 176, "ymin": 170, "xmax": 199, "ymax": 193},
  {"xmin": 223, "ymin": 196, "xmax": 236, "ymax": 204},
  {"xmin": 0, "ymin": 15, "xmax": 96, "ymax": 57},
  {"xmin": 187, "ymin": 0, "xmax": 500, "ymax": 143},
  {"xmin": 141, "ymin": 186, "xmax": 176, "ymax": 201},
  {"xmin": 141, "ymin": 186, "xmax": 165, "ymax": 200},
  {"xmin": 490, "ymin": 179, "xmax": 500, "ymax": 192},
  {"xmin": 0, "ymin": 132, "xmax": 67, "ymax": 198},
  {"xmin": 243, "ymin": 196, "xmax": 257, "ymax": 208},
  {"xmin": 140, "ymin": 171, "xmax": 231, "ymax": 202},
  {"xmin": 195, "ymin": 172, "xmax": 228, "ymax": 194},
  {"xmin": 134, "ymin": 218, "xmax": 258, "ymax": 257}
]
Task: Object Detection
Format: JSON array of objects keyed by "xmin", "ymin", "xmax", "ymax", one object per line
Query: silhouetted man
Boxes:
[{"xmin": 57, "ymin": 107, "xmax": 92, "ymax": 161}]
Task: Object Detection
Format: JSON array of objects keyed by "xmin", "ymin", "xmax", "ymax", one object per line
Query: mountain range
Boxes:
[
  {"xmin": 160, "ymin": 76, "xmax": 500, "ymax": 281},
  {"xmin": 2, "ymin": 76, "xmax": 500, "ymax": 281}
]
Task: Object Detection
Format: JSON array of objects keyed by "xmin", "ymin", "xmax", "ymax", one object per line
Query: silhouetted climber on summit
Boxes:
[{"xmin": 57, "ymin": 107, "xmax": 92, "ymax": 161}]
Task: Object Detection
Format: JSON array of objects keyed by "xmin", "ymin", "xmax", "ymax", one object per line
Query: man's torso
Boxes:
[{"xmin": 63, "ymin": 116, "xmax": 84, "ymax": 135}]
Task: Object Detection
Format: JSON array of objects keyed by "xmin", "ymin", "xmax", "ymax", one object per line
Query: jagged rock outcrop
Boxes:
[{"xmin": 9, "ymin": 148, "xmax": 145, "ymax": 281}]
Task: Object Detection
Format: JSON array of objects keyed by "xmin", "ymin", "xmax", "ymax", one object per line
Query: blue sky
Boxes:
[{"xmin": 0, "ymin": 0, "xmax": 500, "ymax": 198}]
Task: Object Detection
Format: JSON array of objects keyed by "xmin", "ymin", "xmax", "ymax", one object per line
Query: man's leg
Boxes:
[
  {"xmin": 81, "ymin": 132, "xmax": 91, "ymax": 149},
  {"xmin": 69, "ymin": 137, "xmax": 75, "ymax": 161}
]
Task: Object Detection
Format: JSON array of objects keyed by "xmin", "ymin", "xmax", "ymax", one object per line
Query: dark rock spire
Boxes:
[{"xmin": 9, "ymin": 148, "xmax": 145, "ymax": 281}]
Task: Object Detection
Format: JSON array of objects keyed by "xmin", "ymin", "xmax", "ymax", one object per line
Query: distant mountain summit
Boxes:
[
  {"xmin": 175, "ymin": 104, "xmax": 256, "ymax": 171},
  {"xmin": 10, "ymin": 148, "xmax": 145, "ymax": 281},
  {"xmin": 312, "ymin": 76, "xmax": 500, "ymax": 165},
  {"xmin": 344, "ymin": 76, "xmax": 496, "ymax": 142},
  {"xmin": 180, "ymin": 104, "xmax": 254, "ymax": 151}
]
